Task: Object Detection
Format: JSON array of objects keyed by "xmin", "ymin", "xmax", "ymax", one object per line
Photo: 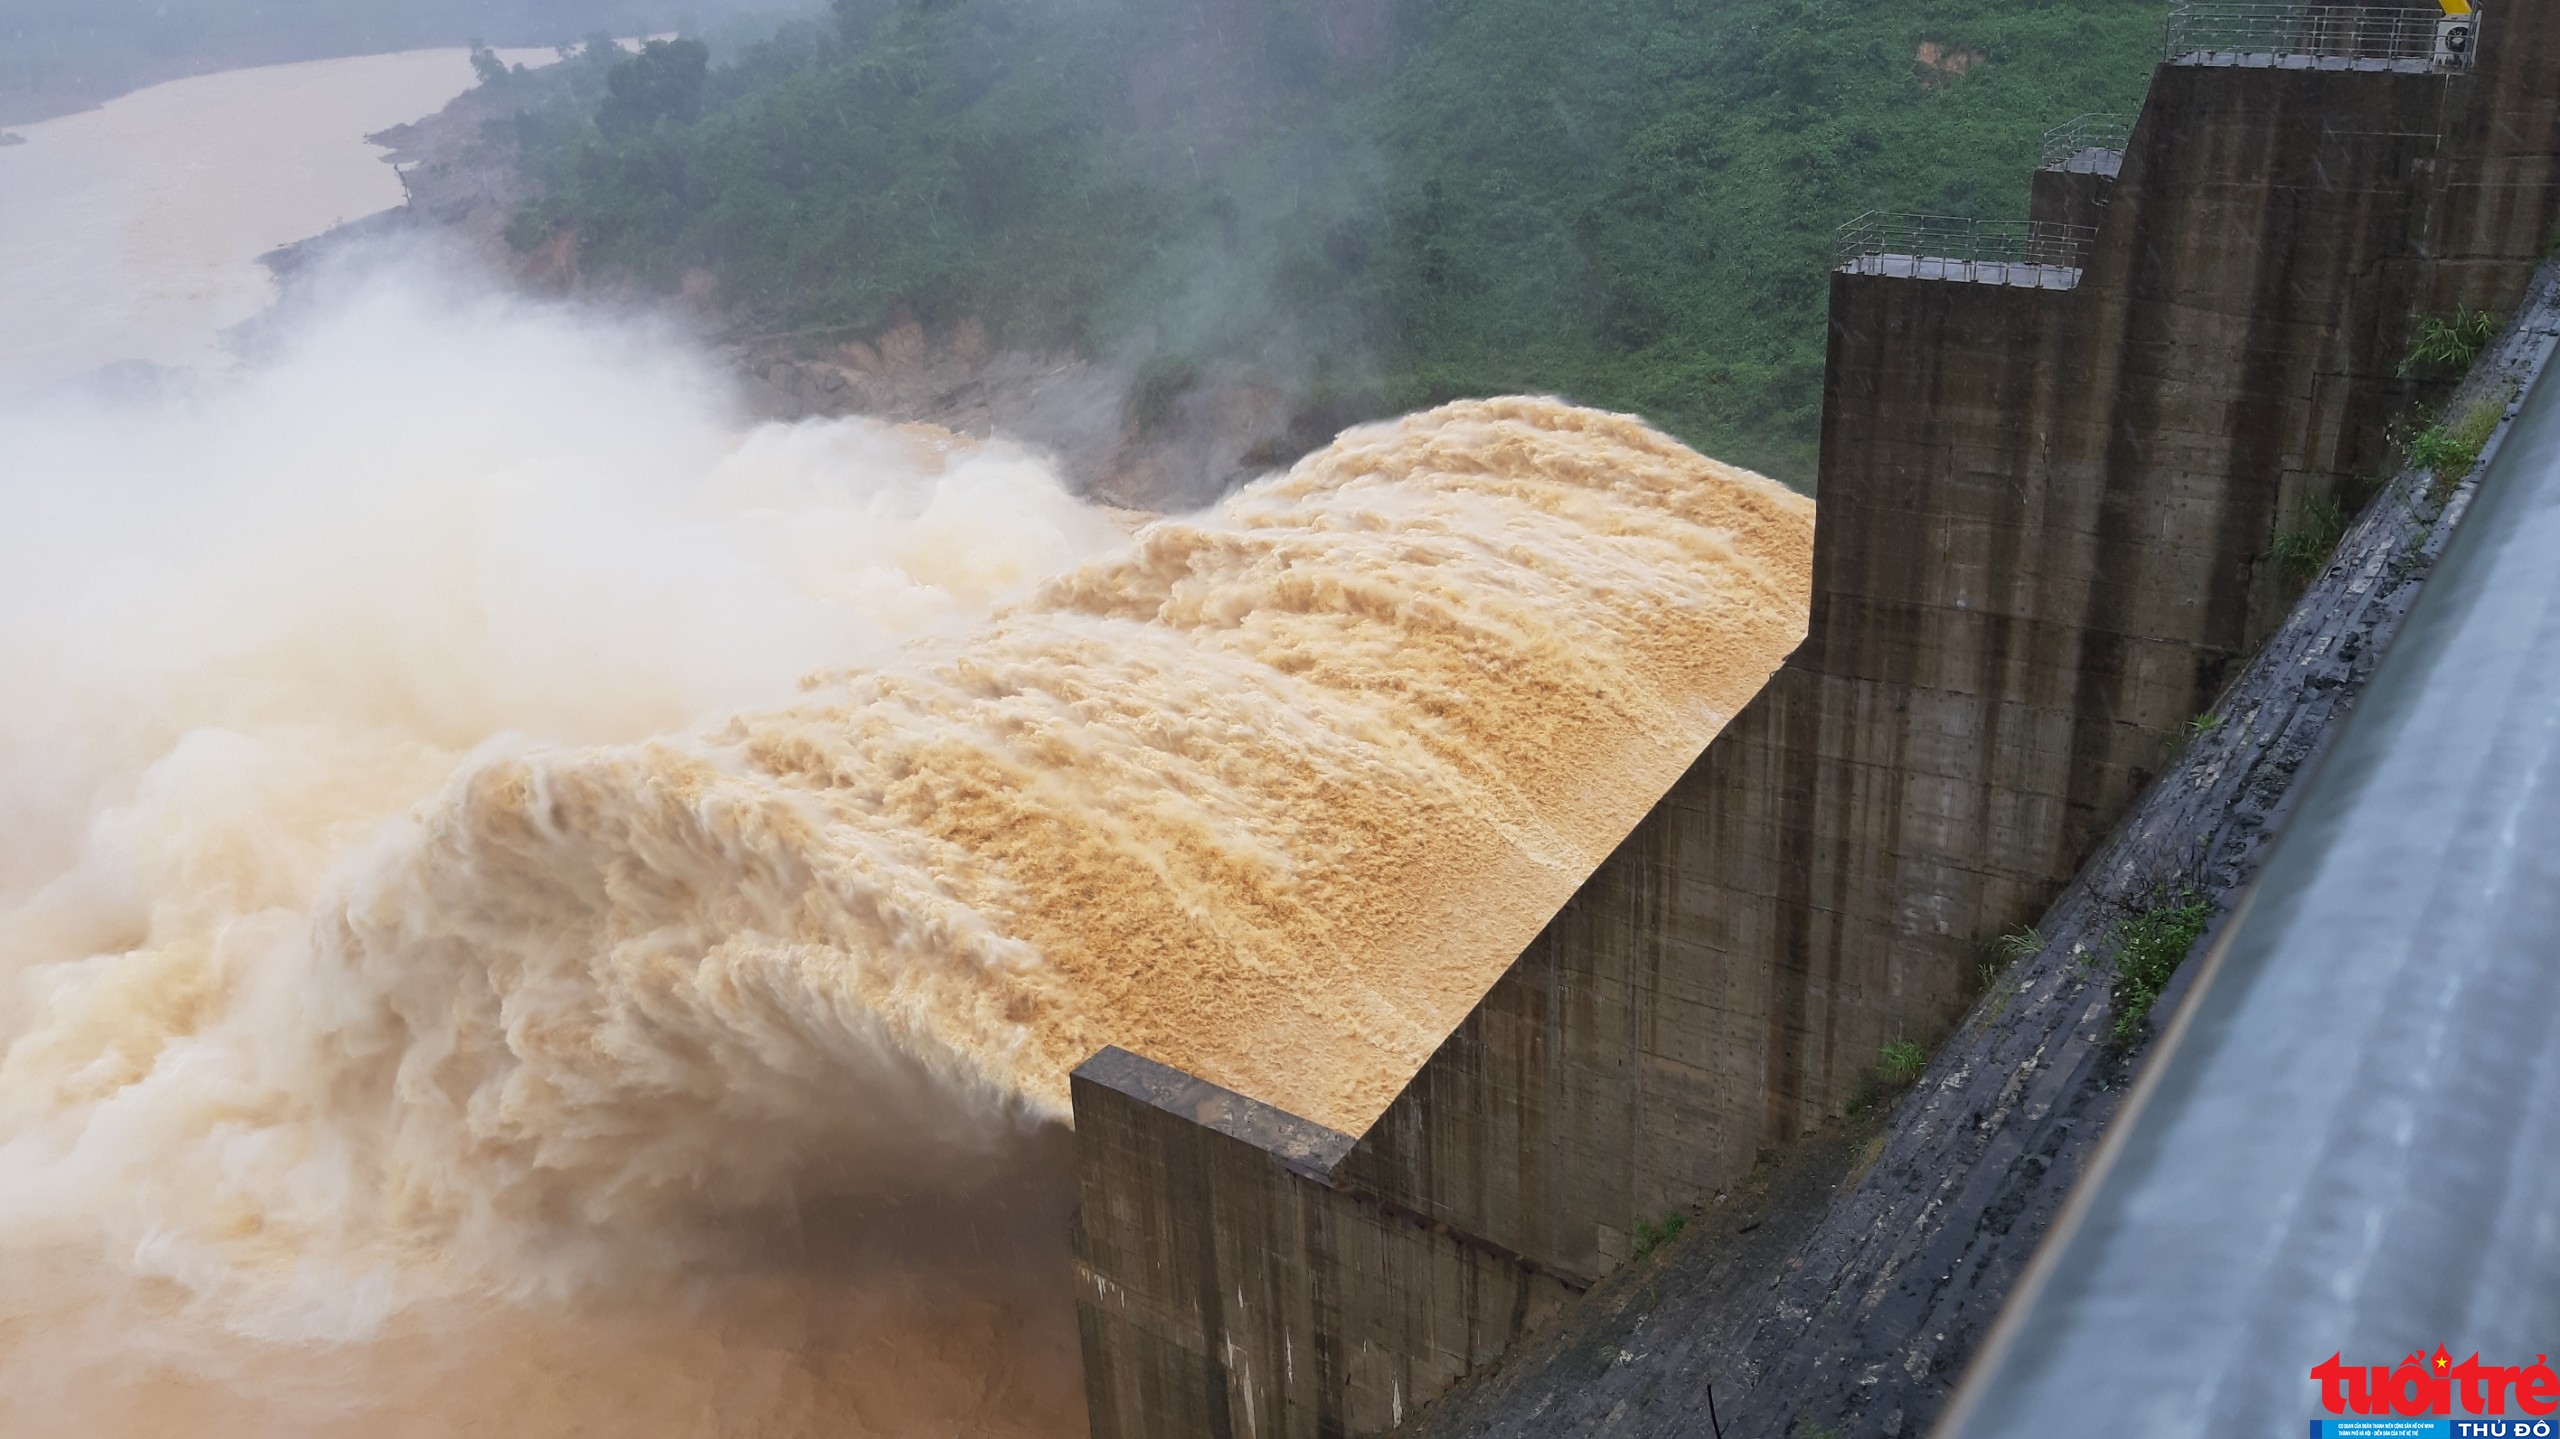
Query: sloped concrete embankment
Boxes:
[{"xmin": 1402, "ymin": 261, "xmax": 2560, "ymax": 1439}]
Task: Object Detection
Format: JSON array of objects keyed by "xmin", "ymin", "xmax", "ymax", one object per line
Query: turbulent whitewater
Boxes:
[{"xmin": 0, "ymin": 282, "xmax": 1810, "ymax": 1435}]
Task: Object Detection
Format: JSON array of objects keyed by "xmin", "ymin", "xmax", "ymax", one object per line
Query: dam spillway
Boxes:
[
  {"xmin": 1071, "ymin": 3, "xmax": 2560, "ymax": 1433},
  {"xmin": 4, "ymin": 5, "xmax": 2557, "ymax": 1434},
  {"xmin": 0, "ymin": 381, "xmax": 1812, "ymax": 1435}
]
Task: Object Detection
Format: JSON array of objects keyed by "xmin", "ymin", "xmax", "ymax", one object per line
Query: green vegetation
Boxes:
[
  {"xmin": 2398, "ymin": 307, "xmax": 2500, "ymax": 379},
  {"xmin": 2268, "ymin": 494, "xmax": 2343, "ymax": 582},
  {"xmin": 1878, "ymin": 1037, "xmax": 1928, "ymax": 1084},
  {"xmin": 1848, "ymin": 1031, "xmax": 1939, "ymax": 1111},
  {"xmin": 505, "ymin": 0, "xmax": 2169, "ymax": 481},
  {"xmin": 598, "ymin": 37, "xmax": 711, "ymax": 132},
  {"xmin": 1978, "ymin": 923, "xmax": 2040, "ymax": 997},
  {"xmin": 1992, "ymin": 926, "xmax": 2044, "ymax": 966},
  {"xmin": 2405, "ymin": 389, "xmax": 2510, "ymax": 493},
  {"xmin": 2107, "ymin": 892, "xmax": 2214, "ymax": 1043},
  {"xmin": 1973, "ymin": 925, "xmax": 2050, "ymax": 1020},
  {"xmin": 1630, "ymin": 1210, "xmax": 1689, "ymax": 1259}
]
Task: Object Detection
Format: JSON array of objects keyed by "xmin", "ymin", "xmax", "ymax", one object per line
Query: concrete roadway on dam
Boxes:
[{"xmin": 1940, "ymin": 290, "xmax": 2560, "ymax": 1437}]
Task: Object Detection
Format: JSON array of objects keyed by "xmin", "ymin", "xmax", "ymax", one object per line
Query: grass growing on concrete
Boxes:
[
  {"xmin": 1977, "ymin": 924, "xmax": 2040, "ymax": 1010},
  {"xmin": 2268, "ymin": 494, "xmax": 2346, "ymax": 583},
  {"xmin": 1630, "ymin": 1211, "xmax": 1689, "ymax": 1259},
  {"xmin": 1878, "ymin": 1038, "xmax": 1929, "ymax": 1084},
  {"xmin": 2407, "ymin": 388, "xmax": 2512, "ymax": 500},
  {"xmin": 1992, "ymin": 926, "xmax": 2044, "ymax": 966},
  {"xmin": 2398, "ymin": 307, "xmax": 2501, "ymax": 378},
  {"xmin": 1847, "ymin": 1031, "xmax": 1946, "ymax": 1113},
  {"xmin": 2107, "ymin": 893, "xmax": 2216, "ymax": 1043}
]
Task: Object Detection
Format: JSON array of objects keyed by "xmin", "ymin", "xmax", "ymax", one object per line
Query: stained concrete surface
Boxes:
[
  {"xmin": 1397, "ymin": 261, "xmax": 2560, "ymax": 1439},
  {"xmin": 1073, "ymin": 10, "xmax": 2560, "ymax": 1433}
]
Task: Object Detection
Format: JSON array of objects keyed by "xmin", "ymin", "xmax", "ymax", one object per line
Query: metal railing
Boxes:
[
  {"xmin": 2163, "ymin": 3, "xmax": 2480, "ymax": 72},
  {"xmin": 1834, "ymin": 213, "xmax": 2099, "ymax": 286},
  {"xmin": 2041, "ymin": 113, "xmax": 2135, "ymax": 170}
]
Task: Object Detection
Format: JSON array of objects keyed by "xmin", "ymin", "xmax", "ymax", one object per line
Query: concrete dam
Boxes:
[
  {"xmin": 1071, "ymin": 3, "xmax": 2560, "ymax": 1435},
  {"xmin": 1941, "ymin": 280, "xmax": 2560, "ymax": 1434},
  {"xmin": 2, "ymin": 5, "xmax": 2554, "ymax": 1436}
]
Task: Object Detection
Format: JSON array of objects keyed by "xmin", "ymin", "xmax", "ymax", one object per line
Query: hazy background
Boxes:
[
  {"xmin": 0, "ymin": 0, "xmax": 821, "ymax": 126},
  {"xmin": 0, "ymin": 48, "xmax": 570, "ymax": 388},
  {"xmin": 489, "ymin": 0, "xmax": 2170, "ymax": 483},
  {"xmin": 0, "ymin": 0, "xmax": 2174, "ymax": 484},
  {"xmin": 0, "ymin": 266, "xmax": 1100, "ymax": 1438}
]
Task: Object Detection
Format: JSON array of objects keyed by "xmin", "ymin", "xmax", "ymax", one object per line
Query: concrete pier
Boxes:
[{"xmin": 1072, "ymin": 1049, "xmax": 1576, "ymax": 1436}]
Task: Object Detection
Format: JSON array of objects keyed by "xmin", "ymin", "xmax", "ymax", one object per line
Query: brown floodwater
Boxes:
[
  {"xmin": 0, "ymin": 114, "xmax": 1812, "ymax": 1433},
  {"xmin": 0, "ymin": 47, "xmax": 544, "ymax": 391}
]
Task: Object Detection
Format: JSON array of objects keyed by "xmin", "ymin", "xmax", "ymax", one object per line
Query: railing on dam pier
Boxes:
[
  {"xmin": 2164, "ymin": 2, "xmax": 2480, "ymax": 73},
  {"xmin": 2041, "ymin": 113, "xmax": 2133, "ymax": 176},
  {"xmin": 1832, "ymin": 212, "xmax": 2097, "ymax": 290}
]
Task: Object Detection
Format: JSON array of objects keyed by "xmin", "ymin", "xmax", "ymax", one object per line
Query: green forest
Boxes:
[{"xmin": 508, "ymin": 0, "xmax": 2171, "ymax": 483}]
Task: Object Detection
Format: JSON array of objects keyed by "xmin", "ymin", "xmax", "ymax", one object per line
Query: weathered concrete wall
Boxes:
[
  {"xmin": 1329, "ymin": 55, "xmax": 2530, "ymax": 1289},
  {"xmin": 2028, "ymin": 162, "xmax": 2114, "ymax": 233},
  {"xmin": 1764, "ymin": 62, "xmax": 2468, "ymax": 1132},
  {"xmin": 1077, "ymin": 9, "xmax": 2560, "ymax": 1435},
  {"xmin": 1335, "ymin": 275, "xmax": 2096, "ymax": 1283},
  {"xmin": 2410, "ymin": 2, "xmax": 2560, "ymax": 311},
  {"xmin": 1400, "ymin": 256, "xmax": 2560, "ymax": 1439},
  {"xmin": 1354, "ymin": 44, "xmax": 2560, "ymax": 1265},
  {"xmin": 1072, "ymin": 1048, "xmax": 1576, "ymax": 1438}
]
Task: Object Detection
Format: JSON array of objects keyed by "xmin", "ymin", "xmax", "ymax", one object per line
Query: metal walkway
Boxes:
[
  {"xmin": 2170, "ymin": 50, "xmax": 2442, "ymax": 72},
  {"xmin": 1837, "ymin": 255, "xmax": 2083, "ymax": 290}
]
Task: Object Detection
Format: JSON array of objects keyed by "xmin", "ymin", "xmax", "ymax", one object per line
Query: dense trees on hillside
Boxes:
[
  {"xmin": 509, "ymin": 0, "xmax": 2166, "ymax": 480},
  {"xmin": 598, "ymin": 38, "xmax": 710, "ymax": 131}
]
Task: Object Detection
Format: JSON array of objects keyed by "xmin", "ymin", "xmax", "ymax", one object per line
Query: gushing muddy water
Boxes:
[{"xmin": 0, "ymin": 275, "xmax": 1810, "ymax": 1435}]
